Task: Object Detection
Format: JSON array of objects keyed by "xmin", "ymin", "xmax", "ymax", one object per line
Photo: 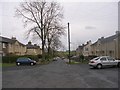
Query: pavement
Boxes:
[{"xmin": 2, "ymin": 58, "xmax": 119, "ymax": 88}]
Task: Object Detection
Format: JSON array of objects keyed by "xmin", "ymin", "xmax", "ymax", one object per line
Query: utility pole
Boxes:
[{"xmin": 68, "ymin": 22, "xmax": 71, "ymax": 63}]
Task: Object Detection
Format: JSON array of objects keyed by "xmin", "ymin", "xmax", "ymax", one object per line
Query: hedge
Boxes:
[{"xmin": 2, "ymin": 55, "xmax": 40, "ymax": 63}]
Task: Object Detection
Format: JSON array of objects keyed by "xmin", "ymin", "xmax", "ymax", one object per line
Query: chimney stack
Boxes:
[
  {"xmin": 11, "ymin": 37, "xmax": 16, "ymax": 40},
  {"xmin": 28, "ymin": 41, "xmax": 32, "ymax": 45}
]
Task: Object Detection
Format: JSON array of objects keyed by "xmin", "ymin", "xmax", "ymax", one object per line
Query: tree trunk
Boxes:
[
  {"xmin": 47, "ymin": 37, "xmax": 51, "ymax": 60},
  {"xmin": 42, "ymin": 40, "xmax": 45, "ymax": 61},
  {"xmin": 48, "ymin": 45, "xmax": 50, "ymax": 60}
]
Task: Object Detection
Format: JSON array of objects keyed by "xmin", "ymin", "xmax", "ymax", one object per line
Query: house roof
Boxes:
[
  {"xmin": 100, "ymin": 34, "xmax": 117, "ymax": 43},
  {"xmin": 91, "ymin": 41, "xmax": 97, "ymax": 46},
  {"xmin": 78, "ymin": 45, "xmax": 84, "ymax": 49},
  {"xmin": 76, "ymin": 45, "xmax": 84, "ymax": 51},
  {"xmin": 26, "ymin": 42, "xmax": 40, "ymax": 49},
  {"xmin": 0, "ymin": 36, "xmax": 15, "ymax": 43},
  {"xmin": 26, "ymin": 44, "xmax": 40, "ymax": 49},
  {"xmin": 91, "ymin": 32, "xmax": 120, "ymax": 46},
  {"xmin": 0, "ymin": 36, "xmax": 25, "ymax": 46}
]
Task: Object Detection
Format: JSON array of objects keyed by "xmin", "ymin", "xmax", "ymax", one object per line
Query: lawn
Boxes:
[
  {"xmin": 66, "ymin": 60, "xmax": 89, "ymax": 64},
  {"xmin": 66, "ymin": 61, "xmax": 80, "ymax": 64},
  {"xmin": 0, "ymin": 63, "xmax": 16, "ymax": 67}
]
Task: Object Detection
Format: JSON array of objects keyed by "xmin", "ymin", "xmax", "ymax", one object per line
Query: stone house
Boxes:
[
  {"xmin": 91, "ymin": 41, "xmax": 97, "ymax": 56},
  {"xmin": 0, "ymin": 36, "xmax": 42, "ymax": 56},
  {"xmin": 77, "ymin": 31, "xmax": 120, "ymax": 59},
  {"xmin": 91, "ymin": 38, "xmax": 102, "ymax": 56},
  {"xmin": 76, "ymin": 45, "xmax": 84, "ymax": 56},
  {"xmin": 118, "ymin": 32, "xmax": 120, "ymax": 59},
  {"xmin": 0, "ymin": 36, "xmax": 26, "ymax": 56},
  {"xmin": 90, "ymin": 31, "xmax": 120, "ymax": 59},
  {"xmin": 26, "ymin": 41, "xmax": 42, "ymax": 55},
  {"xmin": 82, "ymin": 40, "xmax": 92, "ymax": 56},
  {"xmin": 100, "ymin": 31, "xmax": 119, "ymax": 59}
]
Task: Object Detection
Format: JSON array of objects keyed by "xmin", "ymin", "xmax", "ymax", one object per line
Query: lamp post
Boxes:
[
  {"xmin": 105, "ymin": 39, "xmax": 107, "ymax": 56},
  {"xmin": 114, "ymin": 39, "xmax": 116, "ymax": 59},
  {"xmin": 68, "ymin": 22, "xmax": 71, "ymax": 63}
]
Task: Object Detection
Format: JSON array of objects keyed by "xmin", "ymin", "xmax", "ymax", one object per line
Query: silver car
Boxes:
[{"xmin": 89, "ymin": 56, "xmax": 120, "ymax": 69}]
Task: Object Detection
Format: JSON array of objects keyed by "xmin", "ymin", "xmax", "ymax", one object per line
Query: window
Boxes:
[
  {"xmin": 9, "ymin": 44, "xmax": 12, "ymax": 48},
  {"xmin": 102, "ymin": 51, "xmax": 104, "ymax": 54},
  {"xmin": 2, "ymin": 43, "xmax": 6, "ymax": 48},
  {"xmin": 0, "ymin": 43, "xmax": 2, "ymax": 50},
  {"xmin": 109, "ymin": 51, "xmax": 113, "ymax": 54},
  {"xmin": 85, "ymin": 48, "xmax": 88, "ymax": 51},
  {"xmin": 100, "ymin": 57, "xmax": 107, "ymax": 61},
  {"xmin": 107, "ymin": 57, "xmax": 115, "ymax": 61},
  {"xmin": 0, "ymin": 42, "xmax": 2, "ymax": 47},
  {"xmin": 91, "ymin": 51, "xmax": 94, "ymax": 54}
]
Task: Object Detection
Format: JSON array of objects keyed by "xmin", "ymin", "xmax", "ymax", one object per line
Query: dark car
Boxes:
[{"xmin": 16, "ymin": 57, "xmax": 36, "ymax": 66}]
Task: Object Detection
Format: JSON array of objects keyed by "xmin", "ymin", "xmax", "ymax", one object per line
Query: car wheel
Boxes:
[
  {"xmin": 30, "ymin": 63, "xmax": 34, "ymax": 66},
  {"xmin": 97, "ymin": 64, "xmax": 102, "ymax": 69},
  {"xmin": 117, "ymin": 63, "xmax": 120, "ymax": 68},
  {"xmin": 17, "ymin": 62, "xmax": 20, "ymax": 66}
]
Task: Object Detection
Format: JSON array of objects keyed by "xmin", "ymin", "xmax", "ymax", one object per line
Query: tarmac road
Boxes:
[{"xmin": 2, "ymin": 59, "xmax": 119, "ymax": 88}]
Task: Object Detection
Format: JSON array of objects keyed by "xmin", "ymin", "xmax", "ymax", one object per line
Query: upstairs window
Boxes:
[
  {"xmin": 85, "ymin": 48, "xmax": 88, "ymax": 51},
  {"xmin": 3, "ymin": 43, "xmax": 6, "ymax": 48}
]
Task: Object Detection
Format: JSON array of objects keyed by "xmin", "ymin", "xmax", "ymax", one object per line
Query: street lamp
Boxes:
[
  {"xmin": 68, "ymin": 22, "xmax": 71, "ymax": 63},
  {"xmin": 114, "ymin": 39, "xmax": 116, "ymax": 59}
]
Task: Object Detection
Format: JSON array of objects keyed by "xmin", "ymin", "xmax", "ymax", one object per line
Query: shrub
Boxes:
[
  {"xmin": 2, "ymin": 56, "xmax": 19, "ymax": 63},
  {"xmin": 84, "ymin": 55, "xmax": 97, "ymax": 60},
  {"xmin": 37, "ymin": 54, "xmax": 42, "ymax": 58},
  {"xmin": 2, "ymin": 55, "xmax": 40, "ymax": 63}
]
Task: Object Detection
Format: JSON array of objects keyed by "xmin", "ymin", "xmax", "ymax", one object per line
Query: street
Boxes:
[{"xmin": 2, "ymin": 59, "xmax": 119, "ymax": 88}]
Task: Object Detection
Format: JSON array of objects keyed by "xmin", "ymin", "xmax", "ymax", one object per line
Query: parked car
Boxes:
[
  {"xmin": 62, "ymin": 57, "xmax": 65, "ymax": 59},
  {"xmin": 89, "ymin": 56, "xmax": 120, "ymax": 69},
  {"xmin": 16, "ymin": 57, "xmax": 36, "ymax": 66},
  {"xmin": 53, "ymin": 57, "xmax": 57, "ymax": 61},
  {"xmin": 53, "ymin": 57, "xmax": 60, "ymax": 61}
]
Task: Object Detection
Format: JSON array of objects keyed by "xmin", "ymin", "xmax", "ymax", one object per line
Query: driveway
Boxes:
[{"xmin": 2, "ymin": 59, "xmax": 119, "ymax": 88}]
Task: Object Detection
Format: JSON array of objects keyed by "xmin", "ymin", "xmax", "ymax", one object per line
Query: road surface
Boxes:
[{"xmin": 2, "ymin": 59, "xmax": 119, "ymax": 88}]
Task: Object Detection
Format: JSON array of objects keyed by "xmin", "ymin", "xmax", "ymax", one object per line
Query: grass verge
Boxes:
[
  {"xmin": 37, "ymin": 60, "xmax": 52, "ymax": 65},
  {"xmin": 0, "ymin": 63, "xmax": 16, "ymax": 67},
  {"xmin": 66, "ymin": 61, "xmax": 80, "ymax": 64},
  {"xmin": 66, "ymin": 60, "xmax": 89, "ymax": 64}
]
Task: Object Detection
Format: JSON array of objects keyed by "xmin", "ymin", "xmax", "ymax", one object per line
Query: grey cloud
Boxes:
[{"xmin": 85, "ymin": 26, "xmax": 96, "ymax": 30}]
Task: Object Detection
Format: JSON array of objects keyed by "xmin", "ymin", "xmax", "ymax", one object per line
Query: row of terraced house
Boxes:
[
  {"xmin": 76, "ymin": 31, "xmax": 120, "ymax": 59},
  {"xmin": 0, "ymin": 36, "xmax": 42, "ymax": 56}
]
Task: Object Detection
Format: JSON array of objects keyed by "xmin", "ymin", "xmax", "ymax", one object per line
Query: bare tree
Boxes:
[
  {"xmin": 15, "ymin": 0, "xmax": 65, "ymax": 60},
  {"xmin": 46, "ymin": 21, "xmax": 66, "ymax": 57}
]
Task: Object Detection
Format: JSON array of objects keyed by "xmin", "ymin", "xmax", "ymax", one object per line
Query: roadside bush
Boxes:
[
  {"xmin": 84, "ymin": 55, "xmax": 97, "ymax": 61},
  {"xmin": 45, "ymin": 54, "xmax": 54, "ymax": 61},
  {"xmin": 37, "ymin": 54, "xmax": 42, "ymax": 59},
  {"xmin": 2, "ymin": 55, "xmax": 40, "ymax": 63},
  {"xmin": 2, "ymin": 56, "xmax": 19, "ymax": 63},
  {"xmin": 0, "ymin": 56, "xmax": 2, "ymax": 63}
]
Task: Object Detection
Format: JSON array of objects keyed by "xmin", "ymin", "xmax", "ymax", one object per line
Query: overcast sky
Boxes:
[{"xmin": 0, "ymin": 0, "xmax": 119, "ymax": 50}]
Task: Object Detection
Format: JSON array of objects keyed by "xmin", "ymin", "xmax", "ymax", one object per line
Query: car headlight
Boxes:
[{"xmin": 34, "ymin": 61, "xmax": 36, "ymax": 63}]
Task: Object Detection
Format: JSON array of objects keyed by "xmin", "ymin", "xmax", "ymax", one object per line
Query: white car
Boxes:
[{"xmin": 89, "ymin": 56, "xmax": 120, "ymax": 69}]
